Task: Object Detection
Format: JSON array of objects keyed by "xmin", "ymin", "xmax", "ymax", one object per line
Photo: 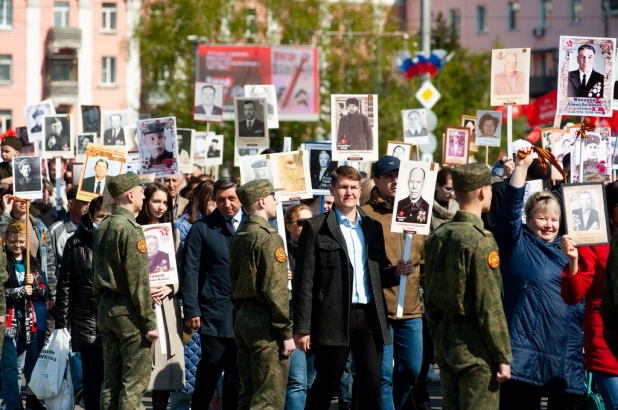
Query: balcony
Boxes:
[
  {"xmin": 47, "ymin": 28, "xmax": 82, "ymax": 53},
  {"xmin": 44, "ymin": 56, "xmax": 79, "ymax": 105},
  {"xmin": 529, "ymin": 76, "xmax": 556, "ymax": 98},
  {"xmin": 46, "ymin": 81, "xmax": 79, "ymax": 105}
]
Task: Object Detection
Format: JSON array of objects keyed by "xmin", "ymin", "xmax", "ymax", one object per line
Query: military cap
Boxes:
[
  {"xmin": 237, "ymin": 179, "xmax": 283, "ymax": 208},
  {"xmin": 251, "ymin": 160, "xmax": 267, "ymax": 169},
  {"xmin": 6, "ymin": 219, "xmax": 26, "ymax": 234},
  {"xmin": 584, "ymin": 133, "xmax": 600, "ymax": 146},
  {"xmin": 451, "ymin": 163, "xmax": 492, "ymax": 192},
  {"xmin": 108, "ymin": 173, "xmax": 151, "ymax": 197},
  {"xmin": 32, "ymin": 108, "xmax": 44, "ymax": 119},
  {"xmin": 345, "ymin": 98, "xmax": 360, "ymax": 107},
  {"xmin": 2, "ymin": 137, "xmax": 22, "ymax": 152},
  {"xmin": 144, "ymin": 121, "xmax": 165, "ymax": 135}
]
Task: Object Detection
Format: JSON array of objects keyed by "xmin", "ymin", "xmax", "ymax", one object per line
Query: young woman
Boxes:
[
  {"xmin": 136, "ymin": 183, "xmax": 185, "ymax": 410},
  {"xmin": 176, "ymin": 180, "xmax": 215, "ymax": 246}
]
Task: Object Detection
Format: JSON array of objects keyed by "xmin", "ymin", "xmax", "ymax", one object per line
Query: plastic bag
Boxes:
[
  {"xmin": 29, "ymin": 328, "xmax": 71, "ymax": 399},
  {"xmin": 45, "ymin": 361, "xmax": 75, "ymax": 410}
]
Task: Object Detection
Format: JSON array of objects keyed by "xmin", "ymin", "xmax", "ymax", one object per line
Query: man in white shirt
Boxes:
[{"xmin": 573, "ymin": 190, "xmax": 599, "ymax": 231}]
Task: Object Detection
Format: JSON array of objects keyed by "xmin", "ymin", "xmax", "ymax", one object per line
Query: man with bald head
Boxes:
[
  {"xmin": 494, "ymin": 53, "xmax": 526, "ymax": 95},
  {"xmin": 395, "ymin": 167, "xmax": 430, "ymax": 224}
]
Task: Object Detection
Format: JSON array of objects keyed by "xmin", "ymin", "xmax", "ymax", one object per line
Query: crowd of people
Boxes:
[{"xmin": 0, "ymin": 131, "xmax": 616, "ymax": 410}]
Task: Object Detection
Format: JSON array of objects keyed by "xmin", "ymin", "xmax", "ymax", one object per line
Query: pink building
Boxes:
[
  {"xmin": 0, "ymin": 0, "xmax": 141, "ymax": 133},
  {"xmin": 406, "ymin": 0, "xmax": 618, "ymax": 97}
]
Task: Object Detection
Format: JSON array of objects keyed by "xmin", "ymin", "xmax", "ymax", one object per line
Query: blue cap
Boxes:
[{"xmin": 372, "ymin": 155, "xmax": 400, "ymax": 177}]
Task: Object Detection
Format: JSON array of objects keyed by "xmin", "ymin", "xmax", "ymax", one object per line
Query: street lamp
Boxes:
[{"xmin": 186, "ymin": 35, "xmax": 208, "ymax": 82}]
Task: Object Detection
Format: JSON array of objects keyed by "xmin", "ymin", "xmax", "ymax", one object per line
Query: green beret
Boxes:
[
  {"xmin": 145, "ymin": 121, "xmax": 165, "ymax": 135},
  {"xmin": 584, "ymin": 133, "xmax": 600, "ymax": 146},
  {"xmin": 251, "ymin": 160, "xmax": 267, "ymax": 169},
  {"xmin": 2, "ymin": 137, "xmax": 22, "ymax": 151},
  {"xmin": 108, "ymin": 173, "xmax": 151, "ymax": 197},
  {"xmin": 451, "ymin": 163, "xmax": 492, "ymax": 192},
  {"xmin": 237, "ymin": 179, "xmax": 283, "ymax": 208}
]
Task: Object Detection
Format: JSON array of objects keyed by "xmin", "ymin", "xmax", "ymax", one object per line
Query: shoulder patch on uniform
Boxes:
[
  {"xmin": 137, "ymin": 239, "xmax": 148, "ymax": 254},
  {"xmin": 275, "ymin": 247, "xmax": 287, "ymax": 263},
  {"xmin": 487, "ymin": 251, "xmax": 500, "ymax": 268}
]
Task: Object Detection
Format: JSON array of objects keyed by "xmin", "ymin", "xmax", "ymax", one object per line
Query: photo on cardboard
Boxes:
[
  {"xmin": 42, "ymin": 114, "xmax": 74, "ymax": 159},
  {"xmin": 331, "ymin": 94, "xmax": 378, "ymax": 162},
  {"xmin": 234, "ymin": 97, "xmax": 269, "ymax": 147},
  {"xmin": 443, "ymin": 127, "xmax": 469, "ymax": 166},
  {"xmin": 490, "ymin": 48, "xmax": 531, "ymax": 106},
  {"xmin": 386, "ymin": 141, "xmax": 413, "ymax": 160},
  {"xmin": 402, "ymin": 109, "xmax": 428, "ymax": 145},
  {"xmin": 137, "ymin": 116, "xmax": 180, "ymax": 176},
  {"xmin": 193, "ymin": 82, "xmax": 224, "ymax": 123},
  {"xmin": 245, "ymin": 84, "xmax": 280, "ymax": 129},
  {"xmin": 561, "ymin": 182, "xmax": 610, "ymax": 246},
  {"xmin": 12, "ymin": 156, "xmax": 43, "ymax": 200}
]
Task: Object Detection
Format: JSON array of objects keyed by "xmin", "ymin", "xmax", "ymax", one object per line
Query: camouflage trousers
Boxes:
[
  {"xmin": 98, "ymin": 297, "xmax": 153, "ymax": 410},
  {"xmin": 434, "ymin": 322, "xmax": 500, "ymax": 410},
  {"xmin": 234, "ymin": 307, "xmax": 290, "ymax": 410}
]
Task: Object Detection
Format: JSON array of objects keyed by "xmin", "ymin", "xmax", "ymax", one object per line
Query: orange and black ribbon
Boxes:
[
  {"xmin": 517, "ymin": 146, "xmax": 567, "ymax": 181},
  {"xmin": 571, "ymin": 117, "xmax": 596, "ymax": 145}
]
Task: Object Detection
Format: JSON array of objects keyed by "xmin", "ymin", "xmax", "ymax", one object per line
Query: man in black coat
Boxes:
[
  {"xmin": 293, "ymin": 165, "xmax": 405, "ymax": 410},
  {"xmin": 237, "ymin": 100, "xmax": 265, "ymax": 137},
  {"xmin": 567, "ymin": 44, "xmax": 604, "ymax": 98},
  {"xmin": 182, "ymin": 178, "xmax": 245, "ymax": 409}
]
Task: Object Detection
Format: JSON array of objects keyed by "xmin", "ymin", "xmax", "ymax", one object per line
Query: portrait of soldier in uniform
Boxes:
[
  {"xmin": 143, "ymin": 121, "xmax": 174, "ymax": 165},
  {"xmin": 44, "ymin": 116, "xmax": 71, "ymax": 153},
  {"xmin": 395, "ymin": 167, "xmax": 430, "ymax": 224},
  {"xmin": 14, "ymin": 157, "xmax": 42, "ymax": 193},
  {"xmin": 146, "ymin": 235, "xmax": 170, "ymax": 272},
  {"xmin": 568, "ymin": 44, "xmax": 604, "ymax": 98}
]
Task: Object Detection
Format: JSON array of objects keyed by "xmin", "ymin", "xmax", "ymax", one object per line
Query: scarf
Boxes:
[{"xmin": 431, "ymin": 198, "xmax": 459, "ymax": 232}]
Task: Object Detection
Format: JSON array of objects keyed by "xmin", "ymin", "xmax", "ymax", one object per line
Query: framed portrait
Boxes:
[
  {"xmin": 390, "ymin": 161, "xmax": 439, "ymax": 235},
  {"xmin": 42, "ymin": 114, "xmax": 74, "ymax": 159},
  {"xmin": 475, "ymin": 110, "xmax": 502, "ymax": 147},
  {"xmin": 142, "ymin": 223, "xmax": 179, "ymax": 286},
  {"xmin": 12, "ymin": 156, "xmax": 43, "ymax": 200},
  {"xmin": 76, "ymin": 133, "xmax": 97, "ymax": 161},
  {"xmin": 331, "ymin": 94, "xmax": 379, "ymax": 162},
  {"xmin": 176, "ymin": 128, "xmax": 194, "ymax": 174},
  {"xmin": 137, "ymin": 116, "xmax": 180, "ymax": 177},
  {"xmin": 80, "ymin": 105, "xmax": 101, "ymax": 134},
  {"xmin": 76, "ymin": 143, "xmax": 127, "ymax": 202},
  {"xmin": 401, "ymin": 109, "xmax": 428, "ymax": 145},
  {"xmin": 460, "ymin": 115, "xmax": 478, "ymax": 153},
  {"xmin": 15, "ymin": 127, "xmax": 29, "ymax": 147},
  {"xmin": 306, "ymin": 142, "xmax": 338, "ymax": 195},
  {"xmin": 490, "ymin": 48, "xmax": 531, "ymax": 106},
  {"xmin": 193, "ymin": 82, "xmax": 224, "ymax": 123},
  {"xmin": 557, "ymin": 36, "xmax": 616, "ymax": 117},
  {"xmin": 561, "ymin": 182, "xmax": 610, "ymax": 246},
  {"xmin": 100, "ymin": 109, "xmax": 130, "ymax": 147},
  {"xmin": 569, "ymin": 126, "xmax": 611, "ymax": 182},
  {"xmin": 541, "ymin": 127, "xmax": 556, "ymax": 151},
  {"xmin": 72, "ymin": 163, "xmax": 83, "ymax": 186},
  {"xmin": 239, "ymin": 154, "xmax": 272, "ymax": 185},
  {"xmin": 245, "ymin": 84, "xmax": 280, "ymax": 129},
  {"xmin": 24, "ymin": 99, "xmax": 56, "ymax": 143},
  {"xmin": 270, "ymin": 151, "xmax": 313, "ymax": 201},
  {"xmin": 443, "ymin": 127, "xmax": 470, "ymax": 166},
  {"xmin": 234, "ymin": 97, "xmax": 270, "ymax": 148},
  {"xmin": 386, "ymin": 141, "xmax": 413, "ymax": 160},
  {"xmin": 204, "ymin": 134, "xmax": 224, "ymax": 166}
]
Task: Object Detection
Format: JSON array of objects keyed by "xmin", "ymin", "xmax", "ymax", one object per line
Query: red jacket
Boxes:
[{"xmin": 561, "ymin": 245, "xmax": 618, "ymax": 375}]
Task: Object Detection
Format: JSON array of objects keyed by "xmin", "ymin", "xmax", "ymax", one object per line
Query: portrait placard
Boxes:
[
  {"xmin": 490, "ymin": 48, "xmax": 531, "ymax": 106},
  {"xmin": 521, "ymin": 179, "xmax": 544, "ymax": 223},
  {"xmin": 142, "ymin": 223, "xmax": 179, "ymax": 286},
  {"xmin": 176, "ymin": 128, "xmax": 194, "ymax": 174},
  {"xmin": 541, "ymin": 127, "xmax": 556, "ymax": 151},
  {"xmin": 402, "ymin": 109, "xmax": 428, "ymax": 145},
  {"xmin": 101, "ymin": 110, "xmax": 130, "ymax": 147},
  {"xmin": 72, "ymin": 163, "xmax": 83, "ymax": 186},
  {"xmin": 193, "ymin": 132, "xmax": 208, "ymax": 167},
  {"xmin": 270, "ymin": 151, "xmax": 313, "ymax": 201},
  {"xmin": 557, "ymin": 36, "xmax": 616, "ymax": 117},
  {"xmin": 239, "ymin": 154, "xmax": 272, "ymax": 185},
  {"xmin": 80, "ymin": 105, "xmax": 101, "ymax": 134},
  {"xmin": 76, "ymin": 133, "xmax": 97, "ymax": 161},
  {"xmin": 460, "ymin": 115, "xmax": 478, "ymax": 152},
  {"xmin": 475, "ymin": 110, "xmax": 502, "ymax": 147},
  {"xmin": 42, "ymin": 114, "xmax": 74, "ymax": 159},
  {"xmin": 24, "ymin": 99, "xmax": 56, "ymax": 143},
  {"xmin": 204, "ymin": 134, "xmax": 224, "ymax": 166},
  {"xmin": 443, "ymin": 127, "xmax": 469, "ymax": 166},
  {"xmin": 386, "ymin": 141, "xmax": 413, "ymax": 160},
  {"xmin": 390, "ymin": 161, "xmax": 438, "ymax": 235},
  {"xmin": 121, "ymin": 125, "xmax": 139, "ymax": 151},
  {"xmin": 569, "ymin": 127, "xmax": 611, "ymax": 182},
  {"xmin": 12, "ymin": 156, "xmax": 43, "ymax": 200},
  {"xmin": 550, "ymin": 128, "xmax": 571, "ymax": 180},
  {"xmin": 193, "ymin": 82, "xmax": 224, "ymax": 123},
  {"xmin": 245, "ymin": 84, "xmax": 280, "ymax": 129},
  {"xmin": 15, "ymin": 127, "xmax": 29, "ymax": 147},
  {"xmin": 137, "ymin": 116, "xmax": 180, "ymax": 177},
  {"xmin": 331, "ymin": 94, "xmax": 378, "ymax": 162},
  {"xmin": 561, "ymin": 182, "xmax": 610, "ymax": 246},
  {"xmin": 306, "ymin": 142, "xmax": 338, "ymax": 195},
  {"xmin": 234, "ymin": 97, "xmax": 270, "ymax": 148},
  {"xmin": 76, "ymin": 143, "xmax": 127, "ymax": 202},
  {"xmin": 234, "ymin": 145, "xmax": 263, "ymax": 167}
]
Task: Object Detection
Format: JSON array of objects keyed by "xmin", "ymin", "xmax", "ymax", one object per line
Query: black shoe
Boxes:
[{"xmin": 25, "ymin": 395, "xmax": 46, "ymax": 410}]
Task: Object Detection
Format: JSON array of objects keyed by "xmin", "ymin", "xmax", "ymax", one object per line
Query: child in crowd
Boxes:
[
  {"xmin": 1, "ymin": 219, "xmax": 47, "ymax": 410},
  {"xmin": 0, "ymin": 137, "xmax": 23, "ymax": 186}
]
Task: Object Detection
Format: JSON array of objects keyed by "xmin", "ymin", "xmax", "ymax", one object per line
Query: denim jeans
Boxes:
[
  {"xmin": 70, "ymin": 351, "xmax": 83, "ymax": 392},
  {"xmin": 285, "ymin": 349, "xmax": 308, "ymax": 410},
  {"xmin": 1, "ymin": 328, "xmax": 39, "ymax": 410},
  {"xmin": 381, "ymin": 318, "xmax": 423, "ymax": 410},
  {"xmin": 338, "ymin": 352, "xmax": 354, "ymax": 408},
  {"xmin": 592, "ymin": 371, "xmax": 618, "ymax": 409}
]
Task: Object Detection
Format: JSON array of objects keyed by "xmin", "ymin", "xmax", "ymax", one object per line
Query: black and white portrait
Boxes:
[
  {"xmin": 331, "ymin": 94, "xmax": 378, "ymax": 161},
  {"xmin": 77, "ymin": 133, "xmax": 96, "ymax": 158},
  {"xmin": 245, "ymin": 84, "xmax": 279, "ymax": 129},
  {"xmin": 42, "ymin": 115, "xmax": 73, "ymax": 158},
  {"xmin": 308, "ymin": 144, "xmax": 337, "ymax": 194},
  {"xmin": 569, "ymin": 128, "xmax": 612, "ymax": 182},
  {"xmin": 541, "ymin": 128, "xmax": 555, "ymax": 152},
  {"xmin": 562, "ymin": 182, "xmax": 610, "ymax": 246},
  {"xmin": 193, "ymin": 132, "xmax": 208, "ymax": 166},
  {"xmin": 24, "ymin": 99, "xmax": 55, "ymax": 143},
  {"xmin": 176, "ymin": 128, "xmax": 194, "ymax": 173},
  {"xmin": 80, "ymin": 105, "xmax": 101, "ymax": 133},
  {"xmin": 204, "ymin": 134, "xmax": 223, "ymax": 166},
  {"xmin": 12, "ymin": 156, "xmax": 43, "ymax": 199},
  {"xmin": 234, "ymin": 97, "xmax": 269, "ymax": 147},
  {"xmin": 401, "ymin": 109, "xmax": 428, "ymax": 145},
  {"xmin": 386, "ymin": 141, "xmax": 413, "ymax": 160},
  {"xmin": 15, "ymin": 127, "xmax": 29, "ymax": 146},
  {"xmin": 193, "ymin": 82, "xmax": 223, "ymax": 122},
  {"xmin": 240, "ymin": 154, "xmax": 272, "ymax": 185},
  {"xmin": 101, "ymin": 109, "xmax": 129, "ymax": 147}
]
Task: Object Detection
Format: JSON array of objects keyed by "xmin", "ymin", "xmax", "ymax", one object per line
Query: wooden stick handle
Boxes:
[{"xmin": 25, "ymin": 200, "xmax": 30, "ymax": 275}]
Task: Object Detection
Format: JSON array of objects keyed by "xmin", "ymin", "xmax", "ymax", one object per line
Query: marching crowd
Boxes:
[{"xmin": 0, "ymin": 132, "xmax": 616, "ymax": 410}]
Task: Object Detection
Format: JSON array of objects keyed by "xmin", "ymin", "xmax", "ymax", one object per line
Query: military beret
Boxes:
[
  {"xmin": 144, "ymin": 121, "xmax": 165, "ymax": 135},
  {"xmin": 6, "ymin": 219, "xmax": 26, "ymax": 234},
  {"xmin": 584, "ymin": 133, "xmax": 600, "ymax": 146},
  {"xmin": 237, "ymin": 179, "xmax": 283, "ymax": 208},
  {"xmin": 451, "ymin": 163, "xmax": 492, "ymax": 192},
  {"xmin": 251, "ymin": 160, "xmax": 267, "ymax": 169},
  {"xmin": 32, "ymin": 108, "xmax": 44, "ymax": 119},
  {"xmin": 108, "ymin": 173, "xmax": 151, "ymax": 197},
  {"xmin": 2, "ymin": 137, "xmax": 22, "ymax": 151},
  {"xmin": 345, "ymin": 98, "xmax": 360, "ymax": 107}
]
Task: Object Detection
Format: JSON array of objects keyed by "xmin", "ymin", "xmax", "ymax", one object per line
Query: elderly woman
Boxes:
[
  {"xmin": 496, "ymin": 147, "xmax": 584, "ymax": 409},
  {"xmin": 478, "ymin": 113, "xmax": 499, "ymax": 139}
]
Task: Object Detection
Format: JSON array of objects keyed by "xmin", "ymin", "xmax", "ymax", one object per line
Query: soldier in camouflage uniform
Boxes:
[
  {"xmin": 93, "ymin": 173, "xmax": 159, "ymax": 410},
  {"xmin": 229, "ymin": 179, "xmax": 296, "ymax": 410},
  {"xmin": 424, "ymin": 163, "xmax": 512, "ymax": 409}
]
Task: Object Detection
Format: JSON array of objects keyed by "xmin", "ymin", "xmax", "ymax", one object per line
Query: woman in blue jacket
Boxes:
[{"xmin": 496, "ymin": 147, "xmax": 584, "ymax": 409}]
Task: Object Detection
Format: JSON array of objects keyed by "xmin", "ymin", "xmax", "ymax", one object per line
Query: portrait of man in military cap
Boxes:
[
  {"xmin": 13, "ymin": 156, "xmax": 43, "ymax": 197},
  {"xmin": 240, "ymin": 155, "xmax": 272, "ymax": 184},
  {"xmin": 569, "ymin": 128, "xmax": 612, "ymax": 182},
  {"xmin": 142, "ymin": 121, "xmax": 174, "ymax": 164},
  {"xmin": 24, "ymin": 99, "xmax": 55, "ymax": 142},
  {"xmin": 137, "ymin": 116, "xmax": 180, "ymax": 176},
  {"xmin": 207, "ymin": 138, "xmax": 221, "ymax": 158},
  {"xmin": 203, "ymin": 134, "xmax": 223, "ymax": 166},
  {"xmin": 42, "ymin": 114, "xmax": 73, "ymax": 158}
]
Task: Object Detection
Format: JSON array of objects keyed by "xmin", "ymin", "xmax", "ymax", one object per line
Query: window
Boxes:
[
  {"xmin": 0, "ymin": 110, "xmax": 12, "ymax": 133},
  {"xmin": 54, "ymin": 2, "xmax": 69, "ymax": 28},
  {"xmin": 50, "ymin": 58, "xmax": 76, "ymax": 81},
  {"xmin": 0, "ymin": 55, "xmax": 11, "ymax": 83},
  {"xmin": 102, "ymin": 57, "xmax": 116, "ymax": 85},
  {"xmin": 0, "ymin": 0, "xmax": 13, "ymax": 28},
  {"xmin": 540, "ymin": 0, "xmax": 552, "ymax": 26},
  {"xmin": 448, "ymin": 9, "xmax": 460, "ymax": 34},
  {"xmin": 508, "ymin": 2, "xmax": 519, "ymax": 30},
  {"xmin": 476, "ymin": 6, "xmax": 487, "ymax": 33},
  {"xmin": 102, "ymin": 3, "xmax": 117, "ymax": 32},
  {"xmin": 570, "ymin": 0, "xmax": 582, "ymax": 24}
]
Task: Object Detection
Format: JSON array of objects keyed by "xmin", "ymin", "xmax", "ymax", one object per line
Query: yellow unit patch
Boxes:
[
  {"xmin": 137, "ymin": 239, "xmax": 148, "ymax": 254},
  {"xmin": 487, "ymin": 251, "xmax": 500, "ymax": 269},
  {"xmin": 275, "ymin": 247, "xmax": 287, "ymax": 263}
]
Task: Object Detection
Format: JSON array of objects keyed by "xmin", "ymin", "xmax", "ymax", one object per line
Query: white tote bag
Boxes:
[
  {"xmin": 45, "ymin": 361, "xmax": 75, "ymax": 410},
  {"xmin": 29, "ymin": 328, "xmax": 71, "ymax": 399}
]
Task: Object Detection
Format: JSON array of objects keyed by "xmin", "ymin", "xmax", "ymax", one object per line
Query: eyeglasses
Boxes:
[{"xmin": 292, "ymin": 218, "xmax": 307, "ymax": 227}]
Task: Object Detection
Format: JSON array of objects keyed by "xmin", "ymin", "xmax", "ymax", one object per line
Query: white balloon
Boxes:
[
  {"xmin": 419, "ymin": 132, "xmax": 438, "ymax": 154},
  {"xmin": 426, "ymin": 109, "xmax": 438, "ymax": 132}
]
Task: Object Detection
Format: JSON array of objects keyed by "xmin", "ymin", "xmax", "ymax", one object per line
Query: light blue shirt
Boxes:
[
  {"xmin": 229, "ymin": 208, "xmax": 243, "ymax": 231},
  {"xmin": 334, "ymin": 208, "xmax": 371, "ymax": 304}
]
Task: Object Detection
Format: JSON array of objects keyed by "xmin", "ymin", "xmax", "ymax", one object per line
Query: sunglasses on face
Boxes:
[{"xmin": 292, "ymin": 218, "xmax": 307, "ymax": 227}]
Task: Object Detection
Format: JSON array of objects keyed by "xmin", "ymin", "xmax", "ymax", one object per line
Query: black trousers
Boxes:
[
  {"xmin": 191, "ymin": 335, "xmax": 241, "ymax": 410},
  {"xmin": 499, "ymin": 379, "xmax": 581, "ymax": 410},
  {"xmin": 81, "ymin": 347, "xmax": 104, "ymax": 410},
  {"xmin": 306, "ymin": 304, "xmax": 384, "ymax": 410}
]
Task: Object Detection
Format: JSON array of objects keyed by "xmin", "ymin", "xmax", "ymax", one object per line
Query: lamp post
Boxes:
[{"xmin": 186, "ymin": 35, "xmax": 208, "ymax": 82}]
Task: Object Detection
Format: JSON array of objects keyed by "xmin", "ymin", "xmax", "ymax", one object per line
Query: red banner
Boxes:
[{"xmin": 526, "ymin": 89, "xmax": 558, "ymax": 128}]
